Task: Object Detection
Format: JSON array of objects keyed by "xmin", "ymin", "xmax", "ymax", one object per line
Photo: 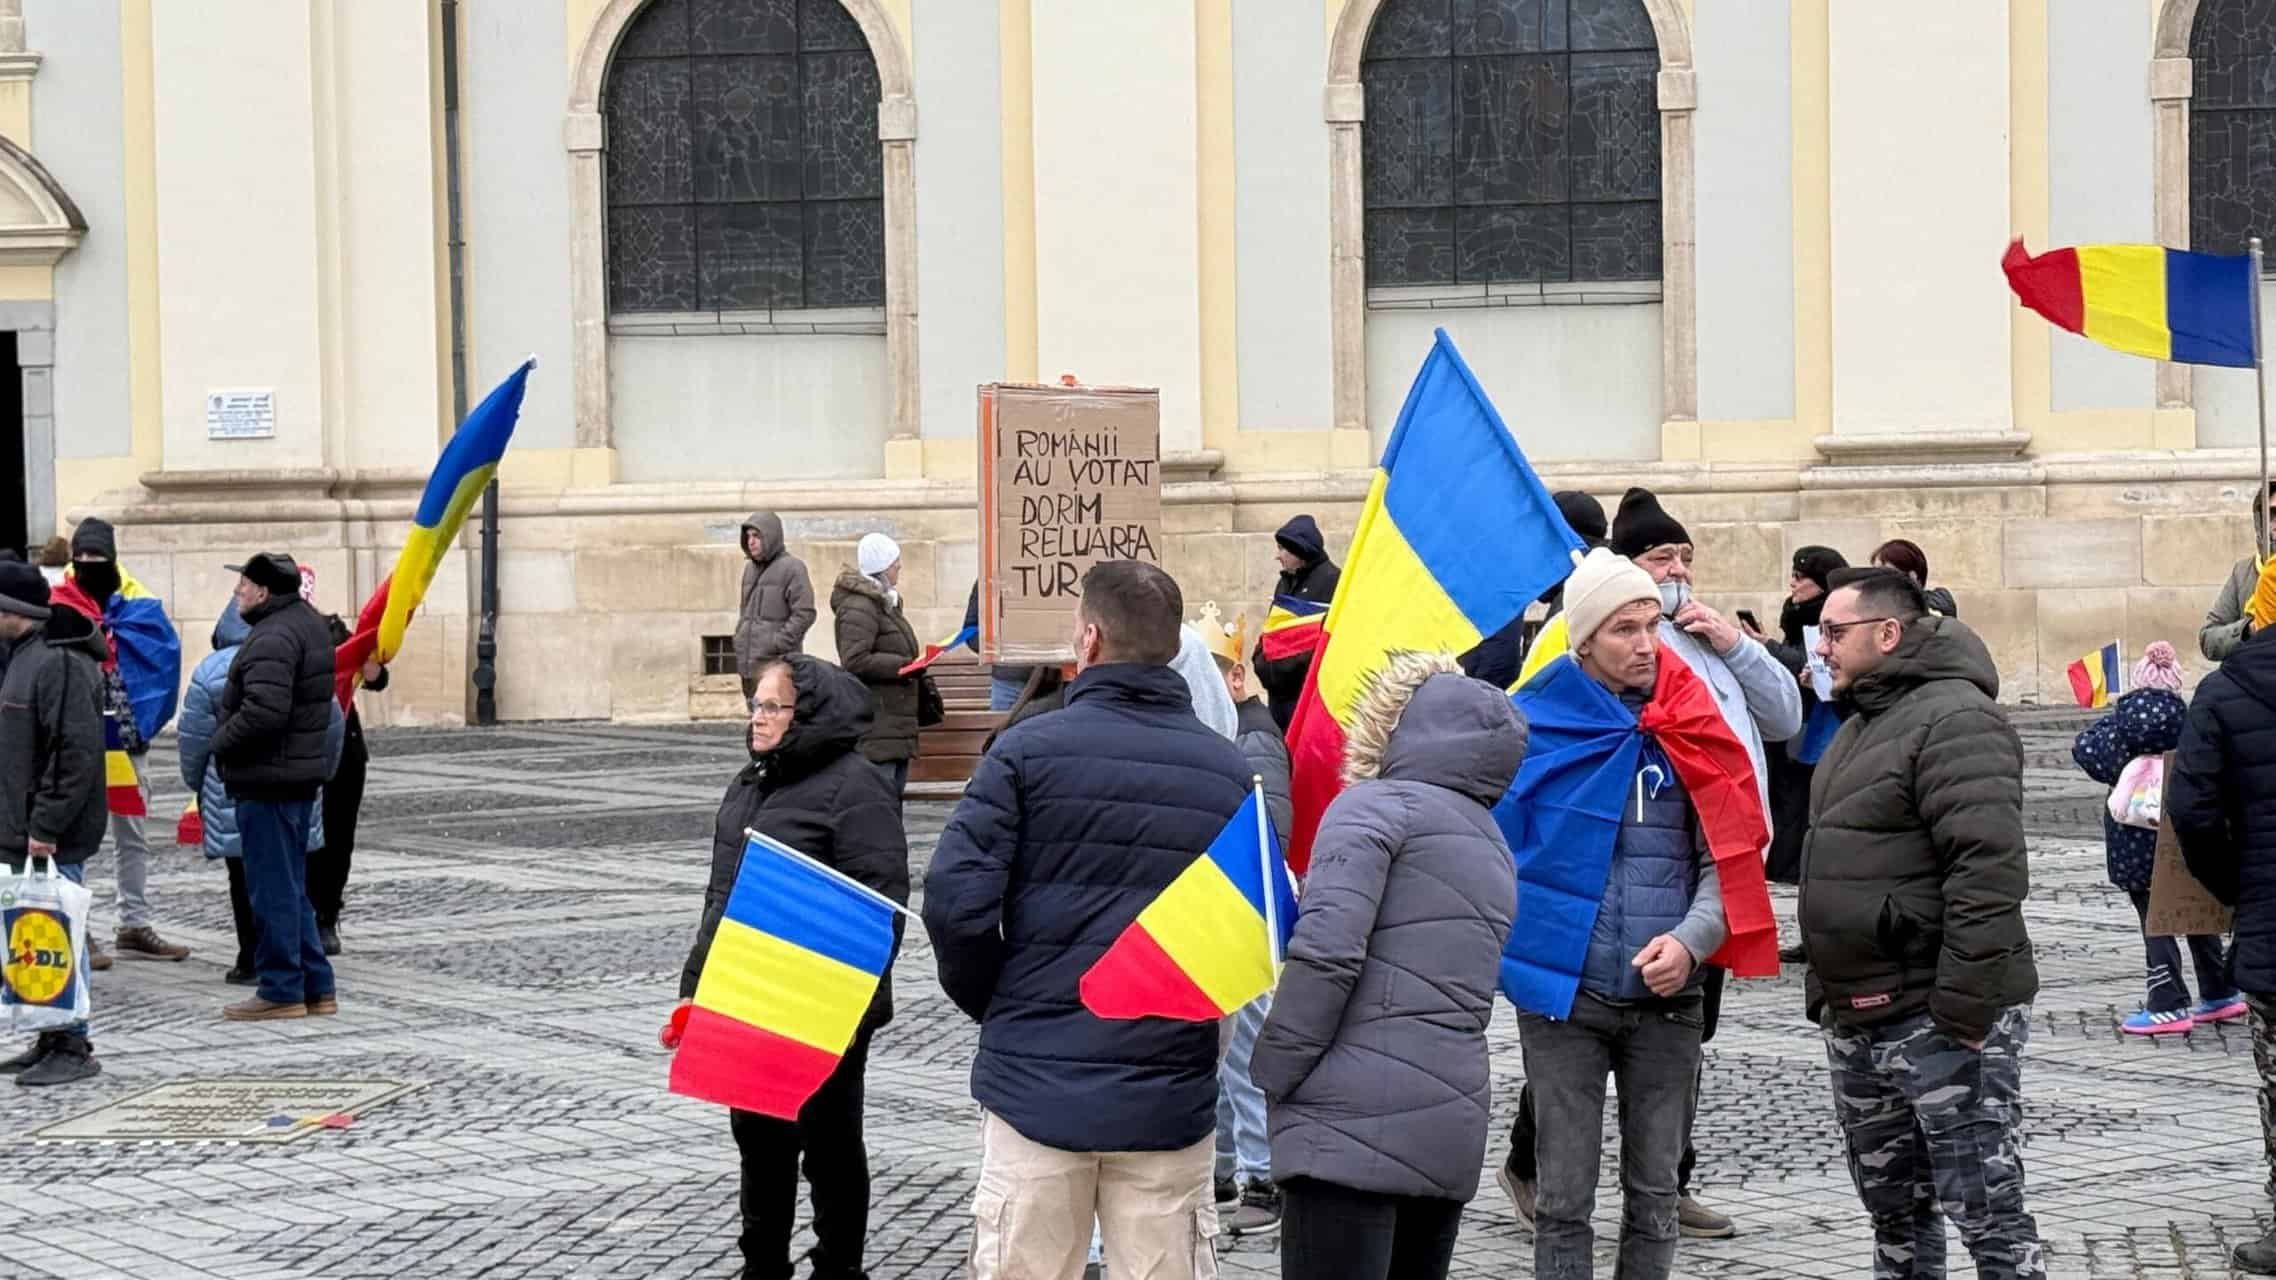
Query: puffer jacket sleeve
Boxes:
[
  {"xmin": 922, "ymin": 746, "xmax": 1021, "ymax": 1021},
  {"xmin": 177, "ymin": 659, "xmax": 220, "ymax": 793},
  {"xmin": 1916, "ymin": 706, "xmax": 2031, "ymax": 1043},
  {"xmin": 835, "ymin": 594, "xmax": 903, "ymax": 681},
  {"xmin": 30, "ymin": 652, "xmax": 103, "ymax": 847},
  {"xmin": 1251, "ymin": 787, "xmax": 1400, "ymax": 1102},
  {"xmin": 778, "ymin": 562, "xmax": 818, "ymax": 654},
  {"xmin": 1723, "ymin": 635, "xmax": 1806, "ymax": 743},
  {"xmin": 2073, "ymin": 691, "xmax": 2185, "ymax": 787},
  {"xmin": 1239, "ymin": 732, "xmax": 1293, "ymax": 856},
  {"xmin": 2170, "ymin": 684, "xmax": 2240, "ymax": 906},
  {"xmin": 2203, "ymin": 561, "xmax": 2253, "ymax": 663},
  {"xmin": 209, "ymin": 630, "xmax": 293, "ymax": 759},
  {"xmin": 831, "ymin": 761, "xmax": 912, "ymax": 906}
]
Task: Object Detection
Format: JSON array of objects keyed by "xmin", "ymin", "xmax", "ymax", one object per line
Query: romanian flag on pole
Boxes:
[
  {"xmin": 2003, "ymin": 240, "xmax": 2256, "ymax": 367},
  {"xmin": 1283, "ymin": 329, "xmax": 1584, "ymax": 872},
  {"xmin": 1081, "ymin": 783, "xmax": 1294, "ymax": 1021},
  {"xmin": 669, "ymin": 831, "xmax": 903, "ymax": 1119},
  {"xmin": 334, "ymin": 358, "xmax": 535, "ymax": 707},
  {"xmin": 2067, "ymin": 640, "xmax": 2124, "ymax": 709},
  {"xmin": 1258, "ymin": 595, "xmax": 1329, "ymax": 664},
  {"xmin": 897, "ymin": 624, "xmax": 978, "ymax": 677},
  {"xmin": 102, "ymin": 714, "xmax": 143, "ymax": 818}
]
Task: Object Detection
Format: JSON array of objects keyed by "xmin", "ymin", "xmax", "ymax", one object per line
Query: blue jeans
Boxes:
[
  {"xmin": 1216, "ymin": 995, "xmax": 1272, "ymax": 1186},
  {"xmin": 6, "ymin": 858, "xmax": 88, "ymax": 1039},
  {"xmin": 989, "ymin": 674, "xmax": 1026, "ymax": 713},
  {"xmin": 238, "ymin": 798, "xmax": 334, "ymax": 1005}
]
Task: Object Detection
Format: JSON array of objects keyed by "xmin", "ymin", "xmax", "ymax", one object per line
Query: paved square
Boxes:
[{"xmin": 0, "ymin": 712, "xmax": 2264, "ymax": 1278}]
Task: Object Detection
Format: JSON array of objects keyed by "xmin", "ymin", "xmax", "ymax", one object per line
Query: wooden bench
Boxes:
[{"xmin": 913, "ymin": 651, "xmax": 1002, "ymax": 785}]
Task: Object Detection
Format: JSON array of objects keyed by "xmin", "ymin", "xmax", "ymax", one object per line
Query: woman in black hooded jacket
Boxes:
[{"xmin": 678, "ymin": 655, "xmax": 910, "ymax": 1280}]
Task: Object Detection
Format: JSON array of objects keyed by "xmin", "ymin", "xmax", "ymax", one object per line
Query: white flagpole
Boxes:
[
  {"xmin": 1253, "ymin": 778, "xmax": 1282, "ymax": 975},
  {"xmin": 2253, "ymin": 237, "xmax": 2270, "ymax": 562}
]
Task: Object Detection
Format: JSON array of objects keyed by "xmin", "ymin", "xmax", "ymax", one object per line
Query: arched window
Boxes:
[
  {"xmin": 2190, "ymin": 0, "xmax": 2276, "ymax": 260},
  {"xmin": 1360, "ymin": 0, "xmax": 1661, "ymax": 289},
  {"xmin": 604, "ymin": 0, "xmax": 885, "ymax": 313}
]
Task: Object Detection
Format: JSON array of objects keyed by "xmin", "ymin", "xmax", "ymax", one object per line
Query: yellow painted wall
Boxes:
[
  {"xmin": 1195, "ymin": 0, "xmax": 1238, "ymax": 453},
  {"xmin": 120, "ymin": 0, "xmax": 161, "ymax": 476},
  {"xmin": 999, "ymin": 0, "xmax": 1036, "ymax": 387},
  {"xmin": 1791, "ymin": 0, "xmax": 1831, "ymax": 441}
]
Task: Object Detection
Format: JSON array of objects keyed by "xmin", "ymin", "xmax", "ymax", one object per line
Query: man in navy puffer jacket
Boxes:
[{"xmin": 924, "ymin": 560, "xmax": 1251, "ymax": 1278}]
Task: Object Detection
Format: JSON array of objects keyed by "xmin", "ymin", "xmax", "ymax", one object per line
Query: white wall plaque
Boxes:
[{"xmin": 205, "ymin": 388, "xmax": 276, "ymax": 440}]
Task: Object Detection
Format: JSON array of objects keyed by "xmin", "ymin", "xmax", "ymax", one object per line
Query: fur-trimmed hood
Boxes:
[{"xmin": 1341, "ymin": 652, "xmax": 1529, "ymax": 805}]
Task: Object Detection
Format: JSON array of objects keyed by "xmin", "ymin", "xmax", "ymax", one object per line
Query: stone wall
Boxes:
[{"xmin": 79, "ymin": 449, "xmax": 2268, "ymax": 726}]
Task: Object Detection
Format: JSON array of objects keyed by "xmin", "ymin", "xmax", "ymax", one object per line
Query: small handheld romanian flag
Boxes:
[
  {"xmin": 898, "ymin": 624, "xmax": 979, "ymax": 676},
  {"xmin": 2003, "ymin": 240, "xmax": 2255, "ymax": 368},
  {"xmin": 1081, "ymin": 783, "xmax": 1296, "ymax": 1022},
  {"xmin": 2067, "ymin": 641, "xmax": 2123, "ymax": 710},
  {"xmin": 102, "ymin": 715, "xmax": 143, "ymax": 818},
  {"xmin": 669, "ymin": 831, "xmax": 901, "ymax": 1120}
]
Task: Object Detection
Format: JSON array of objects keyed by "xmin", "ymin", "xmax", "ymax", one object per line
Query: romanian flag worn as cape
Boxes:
[
  {"xmin": 54, "ymin": 570, "xmax": 180, "ymax": 744},
  {"xmin": 335, "ymin": 359, "xmax": 535, "ymax": 707},
  {"xmin": 1283, "ymin": 330, "xmax": 1582, "ymax": 872},
  {"xmin": 1258, "ymin": 595, "xmax": 1328, "ymax": 665},
  {"xmin": 1493, "ymin": 648, "xmax": 1776, "ymax": 1019}
]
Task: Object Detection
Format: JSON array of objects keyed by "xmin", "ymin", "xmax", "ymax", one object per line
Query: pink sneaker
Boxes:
[
  {"xmin": 2194, "ymin": 996, "xmax": 2249, "ymax": 1025},
  {"xmin": 2122, "ymin": 1008, "xmax": 2195, "ymax": 1036}
]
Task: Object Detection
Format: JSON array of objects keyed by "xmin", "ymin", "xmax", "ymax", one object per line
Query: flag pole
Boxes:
[
  {"xmin": 2254, "ymin": 236, "xmax": 2271, "ymax": 562},
  {"xmin": 1253, "ymin": 778, "xmax": 1281, "ymax": 974}
]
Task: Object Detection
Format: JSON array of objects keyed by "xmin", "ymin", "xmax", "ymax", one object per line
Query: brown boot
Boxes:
[
  {"xmin": 87, "ymin": 938, "xmax": 112, "ymax": 972},
  {"xmin": 305, "ymin": 995, "xmax": 338, "ymax": 1017},
  {"xmin": 115, "ymin": 927, "xmax": 190, "ymax": 961},
  {"xmin": 223, "ymin": 997, "xmax": 307, "ymax": 1022}
]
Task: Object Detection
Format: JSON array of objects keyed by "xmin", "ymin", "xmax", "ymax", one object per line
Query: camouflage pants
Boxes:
[
  {"xmin": 2245, "ymin": 994, "xmax": 2276, "ymax": 1203},
  {"xmin": 1823, "ymin": 1006, "xmax": 2043, "ymax": 1280}
]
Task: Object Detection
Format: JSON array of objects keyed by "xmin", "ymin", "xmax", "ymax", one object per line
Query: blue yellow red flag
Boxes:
[
  {"xmin": 102, "ymin": 715, "xmax": 143, "ymax": 818},
  {"xmin": 1258, "ymin": 595, "xmax": 1329, "ymax": 664},
  {"xmin": 1081, "ymin": 784, "xmax": 1295, "ymax": 1021},
  {"xmin": 2067, "ymin": 640, "xmax": 2123, "ymax": 709},
  {"xmin": 898, "ymin": 625, "xmax": 979, "ymax": 677}
]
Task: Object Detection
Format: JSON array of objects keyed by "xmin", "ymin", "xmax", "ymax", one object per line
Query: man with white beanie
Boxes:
[{"xmin": 832, "ymin": 532, "xmax": 920, "ymax": 803}]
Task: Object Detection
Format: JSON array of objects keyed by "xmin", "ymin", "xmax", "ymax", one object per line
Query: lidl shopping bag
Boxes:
[{"xmin": 2, "ymin": 858, "xmax": 91, "ymax": 1033}]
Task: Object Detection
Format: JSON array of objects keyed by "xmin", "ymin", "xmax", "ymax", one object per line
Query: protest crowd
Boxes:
[{"xmin": 4, "ymin": 373, "xmax": 2275, "ymax": 1280}]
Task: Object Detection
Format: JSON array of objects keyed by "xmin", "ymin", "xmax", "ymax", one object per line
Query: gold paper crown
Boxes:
[{"xmin": 1194, "ymin": 601, "xmax": 1246, "ymax": 666}]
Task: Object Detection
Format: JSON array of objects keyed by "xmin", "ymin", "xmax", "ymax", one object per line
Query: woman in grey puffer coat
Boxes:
[{"xmin": 1251, "ymin": 652, "xmax": 1527, "ymax": 1280}]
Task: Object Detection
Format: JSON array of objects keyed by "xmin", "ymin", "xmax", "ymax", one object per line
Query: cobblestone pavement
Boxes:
[{"xmin": 0, "ymin": 712, "xmax": 2268, "ymax": 1278}]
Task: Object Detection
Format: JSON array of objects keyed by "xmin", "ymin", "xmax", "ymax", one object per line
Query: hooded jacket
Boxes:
[
  {"xmin": 735, "ymin": 512, "xmax": 817, "ymax": 678},
  {"xmin": 211, "ymin": 592, "xmax": 338, "ymax": 801},
  {"xmin": 2072, "ymin": 687, "xmax": 2189, "ymax": 893},
  {"xmin": 1252, "ymin": 515, "xmax": 1342, "ymax": 729},
  {"xmin": 1798, "ymin": 616, "xmax": 2037, "ymax": 1042},
  {"xmin": 2169, "ymin": 628, "xmax": 2276, "ymax": 990},
  {"xmin": 922, "ymin": 662, "xmax": 1252, "ymax": 1153},
  {"xmin": 2201, "ymin": 495, "xmax": 2270, "ymax": 661},
  {"xmin": 1250, "ymin": 658, "xmax": 1524, "ymax": 1201},
  {"xmin": 682, "ymin": 655, "xmax": 910, "ymax": 1024},
  {"xmin": 0, "ymin": 607, "xmax": 108, "ymax": 863},
  {"xmin": 830, "ymin": 567, "xmax": 920, "ymax": 765},
  {"xmin": 178, "ymin": 600, "xmax": 343, "ymax": 859}
]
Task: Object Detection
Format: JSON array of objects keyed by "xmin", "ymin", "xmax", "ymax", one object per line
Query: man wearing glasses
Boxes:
[{"xmin": 1802, "ymin": 567, "xmax": 2042, "ymax": 1280}]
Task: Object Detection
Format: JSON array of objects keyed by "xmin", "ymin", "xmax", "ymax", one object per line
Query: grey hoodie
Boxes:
[
  {"xmin": 1252, "ymin": 655, "xmax": 1527, "ymax": 1201},
  {"xmin": 734, "ymin": 511, "xmax": 816, "ymax": 677}
]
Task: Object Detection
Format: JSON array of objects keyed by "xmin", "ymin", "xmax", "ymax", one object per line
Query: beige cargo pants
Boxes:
[{"xmin": 968, "ymin": 1111, "xmax": 1220, "ymax": 1279}]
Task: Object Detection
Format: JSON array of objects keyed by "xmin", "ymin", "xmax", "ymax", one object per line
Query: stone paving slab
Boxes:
[{"xmin": 0, "ymin": 714, "xmax": 2261, "ymax": 1279}]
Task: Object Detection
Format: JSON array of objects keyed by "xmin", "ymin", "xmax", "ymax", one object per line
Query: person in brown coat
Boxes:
[
  {"xmin": 734, "ymin": 511, "xmax": 816, "ymax": 702},
  {"xmin": 831, "ymin": 533, "xmax": 919, "ymax": 803}
]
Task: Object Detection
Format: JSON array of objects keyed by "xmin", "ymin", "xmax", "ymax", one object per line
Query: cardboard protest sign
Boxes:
[
  {"xmin": 2145, "ymin": 753, "xmax": 2233, "ymax": 938},
  {"xmin": 977, "ymin": 383, "xmax": 1164, "ymax": 665}
]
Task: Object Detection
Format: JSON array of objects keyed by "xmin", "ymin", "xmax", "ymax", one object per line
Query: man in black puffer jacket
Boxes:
[
  {"xmin": 1251, "ymin": 514, "xmax": 1340, "ymax": 730},
  {"xmin": 925, "ymin": 560, "xmax": 1251, "ymax": 1276},
  {"xmin": 2170, "ymin": 624, "xmax": 2276, "ymax": 1275},
  {"xmin": 210, "ymin": 552, "xmax": 338, "ymax": 1022}
]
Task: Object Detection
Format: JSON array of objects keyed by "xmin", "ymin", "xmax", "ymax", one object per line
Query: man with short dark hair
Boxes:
[
  {"xmin": 1802, "ymin": 566, "xmax": 2042, "ymax": 1280},
  {"xmin": 925, "ymin": 559, "xmax": 1252, "ymax": 1277},
  {"xmin": 210, "ymin": 553, "xmax": 340, "ymax": 1022}
]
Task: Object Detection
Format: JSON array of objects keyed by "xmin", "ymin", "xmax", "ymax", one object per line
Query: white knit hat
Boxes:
[
  {"xmin": 1562, "ymin": 547, "xmax": 1661, "ymax": 653},
  {"xmin": 857, "ymin": 532, "xmax": 900, "ymax": 578}
]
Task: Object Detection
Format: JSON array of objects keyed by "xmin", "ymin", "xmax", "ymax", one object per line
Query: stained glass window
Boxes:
[
  {"xmin": 1361, "ymin": 0, "xmax": 1661, "ymax": 288},
  {"xmin": 605, "ymin": 0, "xmax": 885, "ymax": 312},
  {"xmin": 2191, "ymin": 0, "xmax": 2276, "ymax": 266}
]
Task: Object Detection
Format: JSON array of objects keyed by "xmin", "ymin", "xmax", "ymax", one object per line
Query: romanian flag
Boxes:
[
  {"xmin": 1284, "ymin": 330, "xmax": 1584, "ymax": 872},
  {"xmin": 1495, "ymin": 648, "xmax": 1777, "ymax": 1018},
  {"xmin": 2067, "ymin": 640, "xmax": 2123, "ymax": 709},
  {"xmin": 102, "ymin": 715, "xmax": 143, "ymax": 818},
  {"xmin": 1081, "ymin": 783, "xmax": 1295, "ymax": 1021},
  {"xmin": 54, "ymin": 570, "xmax": 180, "ymax": 744},
  {"xmin": 175, "ymin": 801, "xmax": 203, "ymax": 848},
  {"xmin": 1258, "ymin": 595, "xmax": 1329, "ymax": 664},
  {"xmin": 335, "ymin": 359, "xmax": 535, "ymax": 707},
  {"xmin": 2003, "ymin": 240, "xmax": 2255, "ymax": 368},
  {"xmin": 669, "ymin": 830, "xmax": 902, "ymax": 1119},
  {"xmin": 897, "ymin": 625, "xmax": 978, "ymax": 677}
]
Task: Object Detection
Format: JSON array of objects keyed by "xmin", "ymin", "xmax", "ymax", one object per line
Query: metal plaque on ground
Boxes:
[{"xmin": 27, "ymin": 1078, "xmax": 422, "ymax": 1144}]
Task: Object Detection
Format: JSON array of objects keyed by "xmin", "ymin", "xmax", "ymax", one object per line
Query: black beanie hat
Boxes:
[
  {"xmin": 1552, "ymin": 490, "xmax": 1609, "ymax": 544},
  {"xmin": 1792, "ymin": 545, "xmax": 1849, "ymax": 591},
  {"xmin": 0, "ymin": 561, "xmax": 51, "ymax": 620},
  {"xmin": 1610, "ymin": 488, "xmax": 1690, "ymax": 559},
  {"xmin": 69, "ymin": 517, "xmax": 116, "ymax": 562}
]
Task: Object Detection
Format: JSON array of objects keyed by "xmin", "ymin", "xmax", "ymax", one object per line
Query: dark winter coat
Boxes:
[
  {"xmin": 682, "ymin": 656, "xmax": 910, "ymax": 1026},
  {"xmin": 1798, "ymin": 616, "xmax": 2038, "ymax": 1043},
  {"xmin": 1250, "ymin": 661, "xmax": 1524, "ymax": 1201},
  {"xmin": 178, "ymin": 601, "xmax": 343, "ymax": 859},
  {"xmin": 211, "ymin": 593, "xmax": 338, "ymax": 802},
  {"xmin": 0, "ymin": 608, "xmax": 108, "ymax": 863},
  {"xmin": 1922, "ymin": 586, "xmax": 1960, "ymax": 620},
  {"xmin": 1235, "ymin": 698, "xmax": 1291, "ymax": 855},
  {"xmin": 1762, "ymin": 592, "xmax": 1836, "ymax": 884},
  {"xmin": 2072, "ymin": 688, "xmax": 2189, "ymax": 892},
  {"xmin": 734, "ymin": 511, "xmax": 817, "ymax": 678},
  {"xmin": 922, "ymin": 662, "xmax": 1252, "ymax": 1153},
  {"xmin": 2170, "ymin": 628, "xmax": 2276, "ymax": 992},
  {"xmin": 831, "ymin": 568, "xmax": 920, "ymax": 765},
  {"xmin": 1253, "ymin": 516, "xmax": 1342, "ymax": 730}
]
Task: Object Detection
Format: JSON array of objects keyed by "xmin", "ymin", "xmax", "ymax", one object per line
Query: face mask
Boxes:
[
  {"xmin": 73, "ymin": 561, "xmax": 120, "ymax": 603},
  {"xmin": 1658, "ymin": 579, "xmax": 1691, "ymax": 618}
]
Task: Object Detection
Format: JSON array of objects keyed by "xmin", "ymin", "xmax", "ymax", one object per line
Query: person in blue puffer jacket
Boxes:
[{"xmin": 177, "ymin": 597, "xmax": 343, "ymax": 986}]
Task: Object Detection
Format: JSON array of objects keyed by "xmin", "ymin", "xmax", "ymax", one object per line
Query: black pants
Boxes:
[
  {"xmin": 305, "ymin": 715, "xmax": 368, "ymax": 927},
  {"xmin": 730, "ymin": 1027, "xmax": 875, "ymax": 1280},
  {"xmin": 1280, "ymin": 1176, "xmax": 1463, "ymax": 1280},
  {"xmin": 225, "ymin": 858, "xmax": 256, "ymax": 971},
  {"xmin": 1508, "ymin": 967, "xmax": 1724, "ymax": 1190}
]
